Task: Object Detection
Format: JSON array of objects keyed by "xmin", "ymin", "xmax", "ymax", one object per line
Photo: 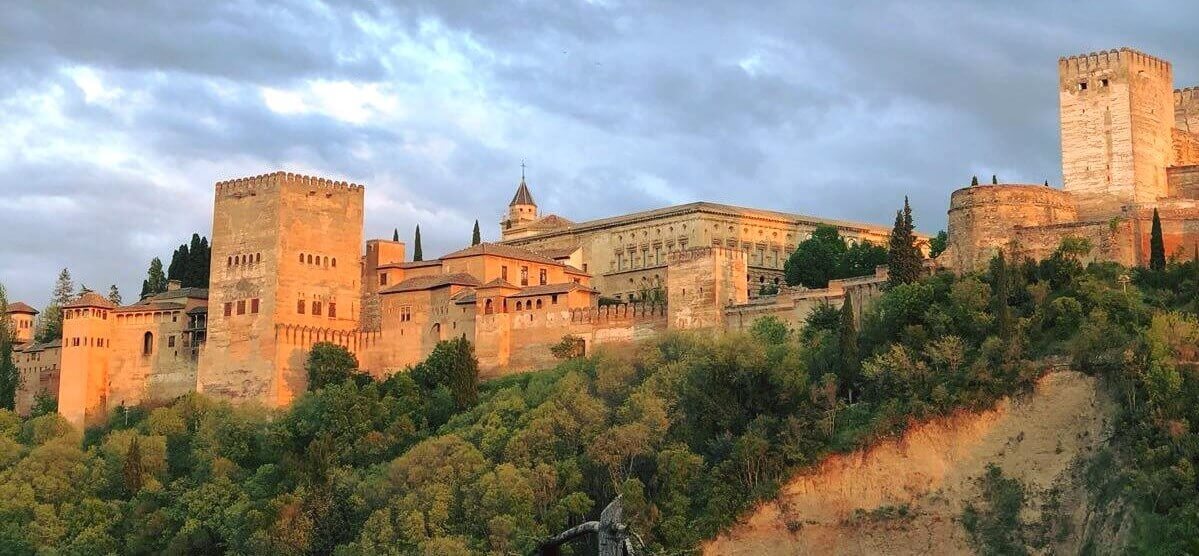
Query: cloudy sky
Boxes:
[{"xmin": 2, "ymin": 1, "xmax": 1196, "ymax": 305}]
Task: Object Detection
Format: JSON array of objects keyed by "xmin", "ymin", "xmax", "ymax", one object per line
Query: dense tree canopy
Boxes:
[{"xmin": 783, "ymin": 225, "xmax": 887, "ymax": 288}]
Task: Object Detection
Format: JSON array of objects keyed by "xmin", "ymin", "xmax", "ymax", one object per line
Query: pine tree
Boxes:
[
  {"xmin": 1149, "ymin": 208, "xmax": 1166, "ymax": 271},
  {"xmin": 392, "ymin": 228, "xmax": 399, "ymax": 242},
  {"xmin": 0, "ymin": 283, "xmax": 18, "ymax": 410},
  {"xmin": 107, "ymin": 285, "xmax": 122, "ymax": 305},
  {"xmin": 1044, "ymin": 180, "xmax": 1050, "ymax": 187},
  {"xmin": 887, "ymin": 197, "xmax": 922, "ymax": 286},
  {"xmin": 992, "ymin": 174, "xmax": 998, "ymax": 185},
  {"xmin": 838, "ymin": 296, "xmax": 859, "ymax": 401},
  {"xmin": 413, "ymin": 225, "xmax": 423, "ymax": 262},
  {"xmin": 140, "ymin": 280, "xmax": 150, "ymax": 299},
  {"xmin": 123, "ymin": 435, "xmax": 144, "ymax": 495},
  {"xmin": 472, "ymin": 220, "xmax": 481, "ymax": 246},
  {"xmin": 36, "ymin": 268, "xmax": 73, "ymax": 343},
  {"xmin": 971, "ymin": 175, "xmax": 979, "ymax": 186},
  {"xmin": 143, "ymin": 257, "xmax": 167, "ymax": 297}
]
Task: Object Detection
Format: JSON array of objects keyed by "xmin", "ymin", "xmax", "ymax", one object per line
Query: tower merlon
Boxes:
[
  {"xmin": 214, "ymin": 171, "xmax": 365, "ymax": 196},
  {"xmin": 1058, "ymin": 47, "xmax": 1172, "ymax": 77}
]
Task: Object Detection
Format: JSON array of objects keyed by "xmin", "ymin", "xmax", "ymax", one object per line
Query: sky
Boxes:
[{"xmin": 2, "ymin": 0, "xmax": 1197, "ymax": 306}]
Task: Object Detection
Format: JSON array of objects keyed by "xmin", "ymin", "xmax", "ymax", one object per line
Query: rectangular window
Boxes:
[
  {"xmin": 168, "ymin": 335, "xmax": 176, "ymax": 348},
  {"xmin": 236, "ymin": 300, "xmax": 246, "ymax": 315},
  {"xmin": 539, "ymin": 268, "xmax": 547, "ymax": 285},
  {"xmin": 582, "ymin": 263, "xmax": 588, "ymax": 272},
  {"xmin": 401, "ymin": 306, "xmax": 412, "ymax": 322},
  {"xmin": 224, "ymin": 303, "xmax": 232, "ymax": 317},
  {"xmin": 297, "ymin": 300, "xmax": 305, "ymax": 314},
  {"xmin": 251, "ymin": 298, "xmax": 259, "ymax": 314},
  {"xmin": 312, "ymin": 301, "xmax": 322, "ymax": 316},
  {"xmin": 502, "ymin": 266, "xmax": 508, "ymax": 281},
  {"xmin": 551, "ymin": 294, "xmax": 559, "ymax": 305},
  {"xmin": 328, "ymin": 302, "xmax": 336, "ymax": 318},
  {"xmin": 380, "ymin": 273, "xmax": 388, "ymax": 286},
  {"xmin": 520, "ymin": 266, "xmax": 529, "ymax": 286}
]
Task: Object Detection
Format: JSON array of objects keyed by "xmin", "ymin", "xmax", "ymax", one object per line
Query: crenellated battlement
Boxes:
[
  {"xmin": 569, "ymin": 302, "xmax": 667, "ymax": 324},
  {"xmin": 1177, "ymin": 87, "xmax": 1199, "ymax": 104},
  {"xmin": 1059, "ymin": 47, "xmax": 1172, "ymax": 75},
  {"xmin": 214, "ymin": 171, "xmax": 365, "ymax": 197}
]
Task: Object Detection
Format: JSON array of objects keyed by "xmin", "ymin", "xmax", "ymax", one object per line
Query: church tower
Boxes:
[{"xmin": 501, "ymin": 169, "xmax": 538, "ymax": 239}]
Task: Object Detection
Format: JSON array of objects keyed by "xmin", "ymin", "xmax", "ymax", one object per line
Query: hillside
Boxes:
[{"xmin": 706, "ymin": 370, "xmax": 1123, "ymax": 555}]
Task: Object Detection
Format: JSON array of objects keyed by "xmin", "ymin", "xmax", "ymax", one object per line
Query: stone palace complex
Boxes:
[{"xmin": 11, "ymin": 47, "xmax": 1198, "ymax": 429}]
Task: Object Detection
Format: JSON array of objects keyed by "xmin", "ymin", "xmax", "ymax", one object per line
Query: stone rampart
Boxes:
[{"xmin": 945, "ymin": 185, "xmax": 1078, "ymax": 272}]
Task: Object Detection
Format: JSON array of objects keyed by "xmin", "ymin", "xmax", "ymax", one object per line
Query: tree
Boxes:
[
  {"xmin": 783, "ymin": 225, "xmax": 847, "ymax": 288},
  {"xmin": 887, "ymin": 197, "xmax": 922, "ymax": 286},
  {"xmin": 0, "ymin": 284, "xmax": 17, "ymax": 410},
  {"xmin": 107, "ymin": 285, "xmax": 122, "ymax": 306},
  {"xmin": 413, "ymin": 225, "xmax": 423, "ymax": 262},
  {"xmin": 167, "ymin": 244, "xmax": 189, "ymax": 283},
  {"xmin": 472, "ymin": 220, "xmax": 481, "ymax": 246},
  {"xmin": 971, "ymin": 176, "xmax": 979, "ymax": 186},
  {"xmin": 840, "ymin": 241, "xmax": 888, "ymax": 278},
  {"xmin": 141, "ymin": 258, "xmax": 168, "ymax": 298},
  {"xmin": 1149, "ymin": 208, "xmax": 1165, "ymax": 271},
  {"xmin": 411, "ymin": 337, "xmax": 479, "ymax": 409},
  {"xmin": 838, "ymin": 296, "xmax": 859, "ymax": 400},
  {"xmin": 990, "ymin": 251, "xmax": 1014, "ymax": 341},
  {"xmin": 305, "ymin": 342, "xmax": 362, "ymax": 391},
  {"xmin": 392, "ymin": 228, "xmax": 399, "ymax": 242},
  {"xmin": 36, "ymin": 268, "xmax": 73, "ymax": 343},
  {"xmin": 991, "ymin": 174, "xmax": 998, "ymax": 185},
  {"xmin": 123, "ymin": 435, "xmax": 145, "ymax": 495},
  {"xmin": 929, "ymin": 230, "xmax": 949, "ymax": 259},
  {"xmin": 1044, "ymin": 180, "xmax": 1050, "ymax": 187}
]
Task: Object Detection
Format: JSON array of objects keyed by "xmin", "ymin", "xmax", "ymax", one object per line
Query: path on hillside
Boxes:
[{"xmin": 704, "ymin": 371, "xmax": 1115, "ymax": 555}]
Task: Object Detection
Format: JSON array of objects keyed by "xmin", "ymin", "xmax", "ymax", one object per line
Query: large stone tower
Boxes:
[
  {"xmin": 198, "ymin": 172, "xmax": 364, "ymax": 407},
  {"xmin": 58, "ymin": 292, "xmax": 115, "ymax": 428},
  {"xmin": 1060, "ymin": 48, "xmax": 1175, "ymax": 219}
]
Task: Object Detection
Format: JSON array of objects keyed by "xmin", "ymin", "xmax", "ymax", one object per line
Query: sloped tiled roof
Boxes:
[
  {"xmin": 508, "ymin": 282, "xmax": 596, "ymax": 298},
  {"xmin": 381, "ymin": 273, "xmax": 481, "ymax": 294},
  {"xmin": 440, "ymin": 242, "xmax": 561, "ymax": 266},
  {"xmin": 478, "ymin": 278, "xmax": 520, "ymax": 289},
  {"xmin": 147, "ymin": 287, "xmax": 208, "ymax": 301},
  {"xmin": 509, "ymin": 178, "xmax": 536, "ymax": 206},
  {"xmin": 64, "ymin": 292, "xmax": 117, "ymax": 309},
  {"xmin": 563, "ymin": 265, "xmax": 589, "ymax": 276},
  {"xmin": 377, "ymin": 260, "xmax": 442, "ymax": 270},
  {"xmin": 526, "ymin": 214, "xmax": 573, "ymax": 231},
  {"xmin": 115, "ymin": 300, "xmax": 187, "ymax": 313},
  {"xmin": 6, "ymin": 302, "xmax": 37, "ymax": 315}
]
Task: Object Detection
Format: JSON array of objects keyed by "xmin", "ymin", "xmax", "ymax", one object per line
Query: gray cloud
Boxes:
[{"xmin": 1, "ymin": 0, "xmax": 1196, "ymax": 306}]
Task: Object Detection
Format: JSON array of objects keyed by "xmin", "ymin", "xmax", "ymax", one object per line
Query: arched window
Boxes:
[
  {"xmin": 432, "ymin": 323, "xmax": 442, "ymax": 340},
  {"xmin": 256, "ymin": 253, "xmax": 261, "ymax": 263},
  {"xmin": 142, "ymin": 332, "xmax": 153, "ymax": 356},
  {"xmin": 299, "ymin": 253, "xmax": 304, "ymax": 263},
  {"xmin": 536, "ymin": 299, "xmax": 543, "ymax": 309},
  {"xmin": 331, "ymin": 258, "xmax": 336, "ymax": 267},
  {"xmin": 516, "ymin": 301, "xmax": 523, "ymax": 311},
  {"xmin": 307, "ymin": 254, "xmax": 314, "ymax": 264},
  {"xmin": 227, "ymin": 256, "xmax": 233, "ymax": 266},
  {"xmin": 323, "ymin": 256, "xmax": 329, "ymax": 266},
  {"xmin": 484, "ymin": 299, "xmax": 494, "ymax": 315}
]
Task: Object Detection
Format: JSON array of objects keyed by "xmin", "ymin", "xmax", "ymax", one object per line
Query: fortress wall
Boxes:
[
  {"xmin": 1012, "ymin": 218, "xmax": 1137, "ymax": 266},
  {"xmin": 1169, "ymin": 165, "xmax": 1199, "ymax": 199},
  {"xmin": 1177, "ymin": 87, "xmax": 1199, "ymax": 135},
  {"xmin": 107, "ymin": 309, "xmax": 197, "ymax": 410},
  {"xmin": 667, "ymin": 247, "xmax": 748, "ymax": 329},
  {"xmin": 1172, "ymin": 129, "xmax": 1199, "ymax": 168},
  {"xmin": 945, "ymin": 185, "xmax": 1078, "ymax": 272},
  {"xmin": 725, "ymin": 273, "xmax": 887, "ymax": 332},
  {"xmin": 14, "ymin": 346, "xmax": 59, "ymax": 417},
  {"xmin": 1133, "ymin": 201, "xmax": 1199, "ymax": 262}
]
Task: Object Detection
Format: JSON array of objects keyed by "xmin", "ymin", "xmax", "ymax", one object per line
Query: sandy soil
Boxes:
[{"xmin": 703, "ymin": 370, "xmax": 1114, "ymax": 555}]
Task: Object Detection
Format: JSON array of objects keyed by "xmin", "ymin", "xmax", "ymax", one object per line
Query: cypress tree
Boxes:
[
  {"xmin": 144, "ymin": 258, "xmax": 167, "ymax": 296},
  {"xmin": 992, "ymin": 251, "xmax": 1014, "ymax": 341},
  {"xmin": 392, "ymin": 228, "xmax": 399, "ymax": 242},
  {"xmin": 838, "ymin": 296, "xmax": 859, "ymax": 401},
  {"xmin": 185, "ymin": 233, "xmax": 203, "ymax": 287},
  {"xmin": 1149, "ymin": 208, "xmax": 1166, "ymax": 271},
  {"xmin": 472, "ymin": 220, "xmax": 481, "ymax": 246},
  {"xmin": 123, "ymin": 435, "xmax": 144, "ymax": 495},
  {"xmin": 140, "ymin": 280, "xmax": 150, "ymax": 299},
  {"xmin": 0, "ymin": 284, "xmax": 17, "ymax": 410},
  {"xmin": 971, "ymin": 175, "xmax": 979, "ymax": 186},
  {"xmin": 167, "ymin": 244, "xmax": 188, "ymax": 283},
  {"xmin": 196, "ymin": 236, "xmax": 211, "ymax": 287},
  {"xmin": 992, "ymin": 174, "xmax": 998, "ymax": 185},
  {"xmin": 887, "ymin": 197, "xmax": 921, "ymax": 286},
  {"xmin": 413, "ymin": 225, "xmax": 423, "ymax": 262},
  {"xmin": 1044, "ymin": 180, "xmax": 1050, "ymax": 187}
]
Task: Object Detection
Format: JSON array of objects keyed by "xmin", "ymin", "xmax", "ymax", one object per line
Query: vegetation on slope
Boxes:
[{"xmin": 0, "ymin": 241, "xmax": 1195, "ymax": 554}]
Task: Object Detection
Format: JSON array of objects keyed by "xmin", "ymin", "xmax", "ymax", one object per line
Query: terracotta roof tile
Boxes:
[
  {"xmin": 509, "ymin": 178, "xmax": 535, "ymax": 206},
  {"xmin": 509, "ymin": 282, "xmax": 596, "ymax": 298},
  {"xmin": 478, "ymin": 278, "xmax": 519, "ymax": 289},
  {"xmin": 526, "ymin": 214, "xmax": 573, "ymax": 230},
  {"xmin": 64, "ymin": 292, "xmax": 116, "ymax": 309},
  {"xmin": 534, "ymin": 245, "xmax": 581, "ymax": 259},
  {"xmin": 6, "ymin": 302, "xmax": 37, "ymax": 315},
  {"xmin": 381, "ymin": 273, "xmax": 480, "ymax": 294},
  {"xmin": 440, "ymin": 242, "xmax": 561, "ymax": 266}
]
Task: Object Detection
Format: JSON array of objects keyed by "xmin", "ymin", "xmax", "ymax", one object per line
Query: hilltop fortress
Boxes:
[
  {"xmin": 943, "ymin": 48, "xmax": 1199, "ymax": 270},
  {"xmin": 13, "ymin": 46, "xmax": 1193, "ymax": 429}
]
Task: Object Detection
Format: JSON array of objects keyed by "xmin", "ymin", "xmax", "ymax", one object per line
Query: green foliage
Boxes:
[
  {"xmin": 961, "ymin": 464, "xmax": 1028, "ymax": 555},
  {"xmin": 413, "ymin": 225, "xmax": 423, "ymax": 262},
  {"xmin": 887, "ymin": 197, "xmax": 923, "ymax": 286},
  {"xmin": 550, "ymin": 335, "xmax": 585, "ymax": 359},
  {"xmin": 165, "ymin": 233, "xmax": 213, "ymax": 289},
  {"xmin": 0, "ymin": 284, "xmax": 16, "ymax": 411},
  {"xmin": 410, "ymin": 337, "xmax": 478, "ymax": 410},
  {"xmin": 305, "ymin": 342, "xmax": 364, "ymax": 391},
  {"xmin": 35, "ymin": 268, "xmax": 73, "ymax": 343},
  {"xmin": 471, "ymin": 220, "xmax": 481, "ymax": 246},
  {"xmin": 141, "ymin": 257, "xmax": 168, "ymax": 298},
  {"xmin": 971, "ymin": 175, "xmax": 979, "ymax": 186},
  {"xmin": 782, "ymin": 225, "xmax": 888, "ymax": 289},
  {"xmin": 928, "ymin": 230, "xmax": 949, "ymax": 259}
]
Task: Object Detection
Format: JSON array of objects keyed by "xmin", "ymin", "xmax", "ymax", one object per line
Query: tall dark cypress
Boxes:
[
  {"xmin": 971, "ymin": 176, "xmax": 979, "ymax": 186},
  {"xmin": 413, "ymin": 225, "xmax": 423, "ymax": 262},
  {"xmin": 1149, "ymin": 208, "xmax": 1166, "ymax": 271},
  {"xmin": 196, "ymin": 236, "xmax": 211, "ymax": 287},
  {"xmin": 167, "ymin": 245, "xmax": 187, "ymax": 282},
  {"xmin": 887, "ymin": 197, "xmax": 921, "ymax": 286},
  {"xmin": 472, "ymin": 220, "xmax": 481, "ymax": 246},
  {"xmin": 393, "ymin": 228, "xmax": 399, "ymax": 242},
  {"xmin": 991, "ymin": 174, "xmax": 998, "ymax": 185},
  {"xmin": 838, "ymin": 296, "xmax": 859, "ymax": 400}
]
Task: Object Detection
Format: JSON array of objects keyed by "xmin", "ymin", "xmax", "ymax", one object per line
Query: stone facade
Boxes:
[{"xmin": 945, "ymin": 47, "xmax": 1199, "ymax": 272}]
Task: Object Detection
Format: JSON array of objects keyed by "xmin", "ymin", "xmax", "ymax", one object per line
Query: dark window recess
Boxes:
[
  {"xmin": 237, "ymin": 300, "xmax": 246, "ymax": 315},
  {"xmin": 328, "ymin": 303, "xmax": 336, "ymax": 318},
  {"xmin": 297, "ymin": 300, "xmax": 305, "ymax": 314},
  {"xmin": 224, "ymin": 303, "xmax": 233, "ymax": 317},
  {"xmin": 251, "ymin": 298, "xmax": 259, "ymax": 314}
]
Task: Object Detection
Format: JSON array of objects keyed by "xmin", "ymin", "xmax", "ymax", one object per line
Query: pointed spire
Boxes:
[{"xmin": 510, "ymin": 162, "xmax": 536, "ymax": 207}]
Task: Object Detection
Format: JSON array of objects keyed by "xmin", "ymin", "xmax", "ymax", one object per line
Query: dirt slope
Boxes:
[{"xmin": 704, "ymin": 370, "xmax": 1116, "ymax": 555}]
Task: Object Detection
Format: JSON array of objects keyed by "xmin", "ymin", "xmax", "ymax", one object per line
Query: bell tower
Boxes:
[{"xmin": 501, "ymin": 165, "xmax": 538, "ymax": 240}]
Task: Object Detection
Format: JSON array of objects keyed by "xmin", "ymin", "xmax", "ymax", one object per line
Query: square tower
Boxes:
[
  {"xmin": 1060, "ymin": 48, "xmax": 1175, "ymax": 219},
  {"xmin": 198, "ymin": 172, "xmax": 364, "ymax": 407}
]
